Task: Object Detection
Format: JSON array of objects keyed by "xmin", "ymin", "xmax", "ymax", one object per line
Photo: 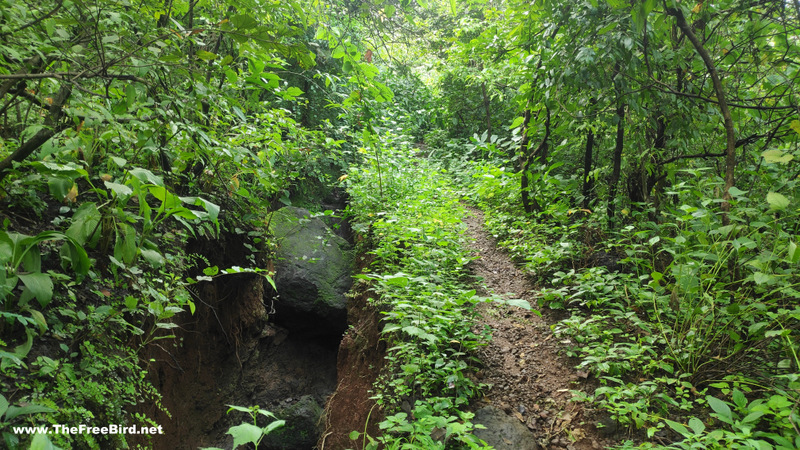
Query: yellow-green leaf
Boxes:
[
  {"xmin": 196, "ymin": 50, "xmax": 217, "ymax": 61},
  {"xmin": 761, "ymin": 149, "xmax": 793, "ymax": 164},
  {"xmin": 790, "ymin": 119, "xmax": 800, "ymax": 135},
  {"xmin": 766, "ymin": 192, "xmax": 790, "ymax": 210}
]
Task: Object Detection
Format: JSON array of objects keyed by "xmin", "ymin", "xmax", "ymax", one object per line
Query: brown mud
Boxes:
[{"xmin": 464, "ymin": 206, "xmax": 614, "ymax": 450}]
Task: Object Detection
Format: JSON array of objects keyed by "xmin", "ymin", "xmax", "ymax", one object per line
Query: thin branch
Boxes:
[
  {"xmin": 0, "ymin": 0, "xmax": 64, "ymax": 38},
  {"xmin": 0, "ymin": 85, "xmax": 72, "ymax": 178},
  {"xmin": 0, "ymin": 72, "xmax": 146, "ymax": 83},
  {"xmin": 659, "ymin": 151, "xmax": 726, "ymax": 166}
]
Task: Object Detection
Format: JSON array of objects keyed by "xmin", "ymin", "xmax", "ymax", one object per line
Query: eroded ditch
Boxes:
[{"xmin": 132, "ymin": 204, "xmax": 354, "ymax": 449}]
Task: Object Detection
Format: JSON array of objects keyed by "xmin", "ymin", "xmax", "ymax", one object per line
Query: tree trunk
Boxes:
[
  {"xmin": 667, "ymin": 6, "xmax": 736, "ymax": 225},
  {"xmin": 520, "ymin": 106, "xmax": 549, "ymax": 214},
  {"xmin": 520, "ymin": 105, "xmax": 534, "ymax": 213},
  {"xmin": 607, "ymin": 102, "xmax": 625, "ymax": 226},
  {"xmin": 582, "ymin": 128, "xmax": 595, "ymax": 210},
  {"xmin": 481, "ymin": 82, "xmax": 492, "ymax": 137}
]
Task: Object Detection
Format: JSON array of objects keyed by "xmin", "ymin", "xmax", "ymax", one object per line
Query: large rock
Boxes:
[
  {"xmin": 268, "ymin": 206, "xmax": 353, "ymax": 336},
  {"xmin": 473, "ymin": 406, "xmax": 539, "ymax": 450},
  {"xmin": 261, "ymin": 395, "xmax": 324, "ymax": 450}
]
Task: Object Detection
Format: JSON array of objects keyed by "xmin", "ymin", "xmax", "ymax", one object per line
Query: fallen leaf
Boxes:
[{"xmin": 65, "ymin": 184, "xmax": 78, "ymax": 203}]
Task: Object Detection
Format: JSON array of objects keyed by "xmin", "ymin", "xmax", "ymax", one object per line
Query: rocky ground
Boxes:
[{"xmin": 465, "ymin": 206, "xmax": 617, "ymax": 450}]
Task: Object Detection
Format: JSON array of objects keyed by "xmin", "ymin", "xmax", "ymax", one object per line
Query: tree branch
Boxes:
[
  {"xmin": 0, "ymin": 72, "xmax": 146, "ymax": 83},
  {"xmin": 0, "ymin": 85, "xmax": 72, "ymax": 179},
  {"xmin": 666, "ymin": 4, "xmax": 737, "ymax": 225},
  {"xmin": 0, "ymin": 0, "xmax": 64, "ymax": 38},
  {"xmin": 658, "ymin": 152, "xmax": 726, "ymax": 166}
]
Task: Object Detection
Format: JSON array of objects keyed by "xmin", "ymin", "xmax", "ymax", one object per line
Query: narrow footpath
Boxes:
[{"xmin": 464, "ymin": 206, "xmax": 614, "ymax": 450}]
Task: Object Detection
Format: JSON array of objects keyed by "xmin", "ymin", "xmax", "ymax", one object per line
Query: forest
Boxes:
[{"xmin": 0, "ymin": 0, "xmax": 798, "ymax": 448}]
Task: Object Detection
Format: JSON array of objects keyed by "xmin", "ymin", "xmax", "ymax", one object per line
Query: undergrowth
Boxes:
[
  {"xmin": 342, "ymin": 133, "xmax": 497, "ymax": 449},
  {"xmin": 445, "ymin": 156, "xmax": 800, "ymax": 449}
]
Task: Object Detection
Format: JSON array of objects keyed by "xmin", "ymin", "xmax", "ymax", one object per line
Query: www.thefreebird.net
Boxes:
[{"xmin": 13, "ymin": 424, "xmax": 164, "ymax": 435}]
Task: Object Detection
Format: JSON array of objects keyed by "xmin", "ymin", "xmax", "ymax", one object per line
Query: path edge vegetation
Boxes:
[{"xmin": 341, "ymin": 136, "xmax": 532, "ymax": 449}]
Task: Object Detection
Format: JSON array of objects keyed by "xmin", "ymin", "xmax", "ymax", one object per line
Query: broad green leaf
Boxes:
[
  {"xmin": 286, "ymin": 86, "xmax": 303, "ymax": 97},
  {"xmin": 48, "ymin": 177, "xmax": 74, "ymax": 202},
  {"xmin": 707, "ymin": 396, "xmax": 733, "ymax": 423},
  {"xmin": 18, "ymin": 273, "xmax": 54, "ymax": 307},
  {"xmin": 728, "ymin": 186, "xmax": 747, "ymax": 197},
  {"xmin": 597, "ymin": 22, "xmax": 615, "ymax": 34},
  {"xmin": 227, "ymin": 423, "xmax": 263, "ymax": 448},
  {"xmin": 129, "ymin": 168, "xmax": 163, "ymax": 186},
  {"xmin": 114, "ymin": 223, "xmax": 137, "ymax": 265},
  {"xmin": 225, "ymin": 68, "xmax": 238, "ymax": 84},
  {"xmin": 109, "ymin": 156, "xmax": 126, "ymax": 167},
  {"xmin": 140, "ymin": 248, "xmax": 164, "ymax": 267},
  {"xmin": 105, "ymin": 181, "xmax": 133, "ymax": 198},
  {"xmin": 149, "ymin": 186, "xmax": 182, "ymax": 209},
  {"xmin": 761, "ymin": 149, "xmax": 793, "ymax": 164},
  {"xmin": 753, "ymin": 272, "xmax": 772, "ymax": 285},
  {"xmin": 66, "ymin": 202, "xmax": 101, "ymax": 246},
  {"xmin": 226, "ymin": 405, "xmax": 253, "ymax": 413},
  {"xmin": 125, "ymin": 84, "xmax": 137, "ymax": 108},
  {"xmin": 29, "ymin": 433, "xmax": 57, "ymax": 450},
  {"xmin": 0, "ymin": 231, "xmax": 14, "ymax": 263},
  {"xmin": 509, "ymin": 116, "xmax": 525, "ymax": 129},
  {"xmin": 732, "ymin": 389, "xmax": 747, "ymax": 409},
  {"xmin": 741, "ymin": 410, "xmax": 765, "ymax": 423},
  {"xmin": 0, "ymin": 394, "xmax": 8, "ymax": 418},
  {"xmin": 449, "ymin": 0, "xmax": 456, "ymax": 15},
  {"xmin": 688, "ymin": 417, "xmax": 705, "ymax": 434},
  {"xmin": 196, "ymin": 50, "xmax": 217, "ymax": 61},
  {"xmin": 231, "ymin": 14, "xmax": 258, "ymax": 29},
  {"xmin": 787, "ymin": 241, "xmax": 800, "ymax": 264},
  {"xmin": 61, "ymin": 240, "xmax": 90, "ymax": 277},
  {"xmin": 665, "ymin": 419, "xmax": 689, "ymax": 436},
  {"xmin": 401, "ymin": 363, "xmax": 420, "ymax": 374},
  {"xmin": 256, "ymin": 410, "xmax": 278, "ymax": 419},
  {"xmin": 4, "ymin": 403, "xmax": 56, "ymax": 421},
  {"xmin": 386, "ymin": 275, "xmax": 408, "ymax": 287},
  {"xmin": 766, "ymin": 192, "xmax": 789, "ymax": 210},
  {"xmin": 125, "ymin": 295, "xmax": 138, "ymax": 310},
  {"xmin": 29, "ymin": 309, "xmax": 47, "ymax": 333},
  {"xmin": 263, "ymin": 420, "xmax": 285, "ymax": 434},
  {"xmin": 790, "ymin": 119, "xmax": 800, "ymax": 135}
]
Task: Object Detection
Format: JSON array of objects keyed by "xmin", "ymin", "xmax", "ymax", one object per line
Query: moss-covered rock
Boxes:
[
  {"xmin": 261, "ymin": 395, "xmax": 324, "ymax": 450},
  {"xmin": 268, "ymin": 207, "xmax": 353, "ymax": 336}
]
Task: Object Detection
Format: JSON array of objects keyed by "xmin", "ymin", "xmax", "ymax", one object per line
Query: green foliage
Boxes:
[
  {"xmin": 0, "ymin": 0, "xmax": 362, "ymax": 445},
  {"xmin": 461, "ymin": 152, "xmax": 800, "ymax": 445},
  {"xmin": 200, "ymin": 405, "xmax": 285, "ymax": 450},
  {"xmin": 344, "ymin": 139, "xmax": 494, "ymax": 448}
]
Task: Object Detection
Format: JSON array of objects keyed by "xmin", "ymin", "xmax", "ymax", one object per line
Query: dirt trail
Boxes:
[{"xmin": 464, "ymin": 206, "xmax": 613, "ymax": 450}]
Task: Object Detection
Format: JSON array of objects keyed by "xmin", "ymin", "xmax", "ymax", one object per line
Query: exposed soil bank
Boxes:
[
  {"xmin": 132, "ymin": 235, "xmax": 341, "ymax": 449},
  {"xmin": 318, "ymin": 257, "xmax": 386, "ymax": 450}
]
